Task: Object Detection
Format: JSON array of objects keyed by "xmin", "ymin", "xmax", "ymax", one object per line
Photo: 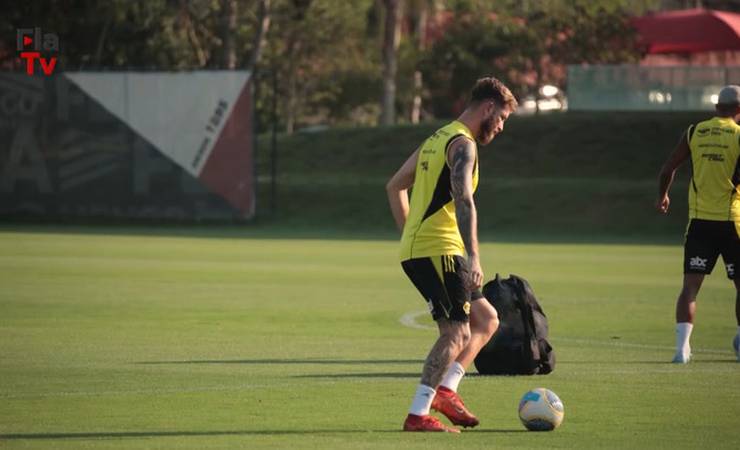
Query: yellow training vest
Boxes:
[
  {"xmin": 400, "ymin": 121, "xmax": 478, "ymax": 260},
  {"xmin": 687, "ymin": 116, "xmax": 740, "ymax": 221}
]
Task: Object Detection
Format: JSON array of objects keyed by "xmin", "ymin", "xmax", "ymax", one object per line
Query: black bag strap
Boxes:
[
  {"xmin": 513, "ymin": 275, "xmax": 556, "ymax": 374},
  {"xmin": 538, "ymin": 338, "xmax": 555, "ymax": 374},
  {"xmin": 511, "ymin": 276, "xmax": 541, "ymax": 371}
]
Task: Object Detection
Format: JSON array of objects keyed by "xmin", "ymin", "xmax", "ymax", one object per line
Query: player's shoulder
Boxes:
[
  {"xmin": 434, "ymin": 123, "xmax": 473, "ymax": 148},
  {"xmin": 447, "ymin": 136, "xmax": 477, "ymax": 168},
  {"xmin": 448, "ymin": 134, "xmax": 476, "ymax": 154}
]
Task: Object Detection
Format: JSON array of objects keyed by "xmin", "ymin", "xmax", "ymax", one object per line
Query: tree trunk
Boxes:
[
  {"xmin": 534, "ymin": 66, "xmax": 542, "ymax": 115},
  {"xmin": 411, "ymin": 71, "xmax": 422, "ymax": 123},
  {"xmin": 93, "ymin": 12, "xmax": 112, "ymax": 68},
  {"xmin": 220, "ymin": 0, "xmax": 237, "ymax": 69},
  {"xmin": 285, "ymin": 39, "xmax": 302, "ymax": 134},
  {"xmin": 180, "ymin": 0, "xmax": 207, "ymax": 67},
  {"xmin": 284, "ymin": 0, "xmax": 313, "ymax": 134},
  {"xmin": 410, "ymin": 4, "xmax": 427, "ymax": 124},
  {"xmin": 247, "ymin": 0, "xmax": 272, "ymax": 75},
  {"xmin": 380, "ymin": 0, "xmax": 401, "ymax": 126}
]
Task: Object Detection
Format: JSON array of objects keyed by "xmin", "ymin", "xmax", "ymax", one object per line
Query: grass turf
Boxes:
[{"xmin": 1, "ymin": 227, "xmax": 739, "ymax": 449}]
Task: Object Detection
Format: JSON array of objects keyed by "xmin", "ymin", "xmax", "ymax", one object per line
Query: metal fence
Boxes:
[{"xmin": 568, "ymin": 65, "xmax": 740, "ymax": 111}]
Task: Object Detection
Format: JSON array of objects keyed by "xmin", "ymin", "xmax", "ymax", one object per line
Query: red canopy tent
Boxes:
[{"xmin": 632, "ymin": 8, "xmax": 740, "ymax": 54}]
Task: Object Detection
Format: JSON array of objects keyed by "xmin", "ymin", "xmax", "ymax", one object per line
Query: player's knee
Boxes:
[
  {"xmin": 475, "ymin": 300, "xmax": 499, "ymax": 337},
  {"xmin": 478, "ymin": 309, "xmax": 498, "ymax": 339},
  {"xmin": 678, "ymin": 286, "xmax": 698, "ymax": 302},
  {"xmin": 488, "ymin": 307, "xmax": 500, "ymax": 337}
]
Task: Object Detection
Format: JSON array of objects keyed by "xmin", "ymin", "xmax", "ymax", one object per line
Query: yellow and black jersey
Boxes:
[
  {"xmin": 687, "ymin": 116, "xmax": 740, "ymax": 221},
  {"xmin": 399, "ymin": 121, "xmax": 478, "ymax": 261}
]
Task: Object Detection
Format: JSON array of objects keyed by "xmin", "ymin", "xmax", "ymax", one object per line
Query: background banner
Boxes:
[{"xmin": 0, "ymin": 71, "xmax": 254, "ymax": 220}]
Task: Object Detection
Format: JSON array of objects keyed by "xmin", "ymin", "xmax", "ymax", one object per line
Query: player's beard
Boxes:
[{"xmin": 477, "ymin": 113, "xmax": 497, "ymax": 144}]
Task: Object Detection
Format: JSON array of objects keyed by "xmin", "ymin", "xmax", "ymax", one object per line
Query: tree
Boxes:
[
  {"xmin": 247, "ymin": 0, "xmax": 272, "ymax": 74},
  {"xmin": 420, "ymin": 14, "xmax": 516, "ymax": 117},
  {"xmin": 380, "ymin": 0, "xmax": 402, "ymax": 126},
  {"xmin": 420, "ymin": 1, "xmax": 643, "ymax": 117},
  {"xmin": 253, "ymin": 0, "xmax": 378, "ymax": 132},
  {"xmin": 407, "ymin": 0, "xmax": 441, "ymax": 123},
  {"xmin": 219, "ymin": 0, "xmax": 237, "ymax": 69},
  {"xmin": 280, "ymin": 0, "xmax": 312, "ymax": 133},
  {"xmin": 0, "ymin": 0, "xmax": 659, "ymax": 129}
]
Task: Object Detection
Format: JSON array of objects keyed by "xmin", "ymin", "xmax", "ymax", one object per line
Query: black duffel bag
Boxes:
[{"xmin": 474, "ymin": 274, "xmax": 555, "ymax": 375}]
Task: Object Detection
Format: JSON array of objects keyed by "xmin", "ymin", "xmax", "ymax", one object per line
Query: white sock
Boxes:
[
  {"xmin": 440, "ymin": 362, "xmax": 466, "ymax": 393},
  {"xmin": 676, "ymin": 322, "xmax": 693, "ymax": 356},
  {"xmin": 409, "ymin": 384, "xmax": 436, "ymax": 416}
]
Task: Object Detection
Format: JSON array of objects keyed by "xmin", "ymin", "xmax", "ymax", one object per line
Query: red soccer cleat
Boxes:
[
  {"xmin": 431, "ymin": 386, "xmax": 480, "ymax": 428},
  {"xmin": 403, "ymin": 414, "xmax": 461, "ymax": 433}
]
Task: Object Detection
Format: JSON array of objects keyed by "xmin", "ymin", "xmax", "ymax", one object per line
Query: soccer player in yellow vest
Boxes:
[
  {"xmin": 386, "ymin": 77, "xmax": 517, "ymax": 432},
  {"xmin": 657, "ymin": 85, "xmax": 740, "ymax": 364}
]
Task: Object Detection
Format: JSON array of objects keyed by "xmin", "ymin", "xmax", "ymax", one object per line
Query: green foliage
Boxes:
[
  {"xmin": 420, "ymin": 2, "xmax": 644, "ymax": 115},
  {"xmin": 1, "ymin": 0, "xmax": 251, "ymax": 70},
  {"xmin": 562, "ymin": 2, "xmax": 644, "ymax": 65},
  {"xmin": 0, "ymin": 0, "xmax": 688, "ymax": 129},
  {"xmin": 421, "ymin": 15, "xmax": 519, "ymax": 117},
  {"xmin": 257, "ymin": 0, "xmax": 379, "ymax": 130}
]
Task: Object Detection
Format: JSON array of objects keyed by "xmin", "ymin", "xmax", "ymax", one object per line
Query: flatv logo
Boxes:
[{"xmin": 16, "ymin": 28, "xmax": 59, "ymax": 75}]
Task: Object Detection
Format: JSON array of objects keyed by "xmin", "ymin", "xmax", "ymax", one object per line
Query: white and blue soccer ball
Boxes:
[{"xmin": 518, "ymin": 388, "xmax": 565, "ymax": 431}]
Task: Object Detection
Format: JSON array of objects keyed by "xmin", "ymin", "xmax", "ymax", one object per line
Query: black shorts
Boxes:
[
  {"xmin": 401, "ymin": 255, "xmax": 484, "ymax": 322},
  {"xmin": 684, "ymin": 219, "xmax": 740, "ymax": 279}
]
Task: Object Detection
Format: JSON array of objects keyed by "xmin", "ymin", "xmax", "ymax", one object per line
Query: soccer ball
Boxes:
[{"xmin": 518, "ymin": 388, "xmax": 564, "ymax": 431}]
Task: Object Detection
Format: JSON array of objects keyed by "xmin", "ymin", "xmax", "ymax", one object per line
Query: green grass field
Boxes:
[{"xmin": 1, "ymin": 227, "xmax": 740, "ymax": 449}]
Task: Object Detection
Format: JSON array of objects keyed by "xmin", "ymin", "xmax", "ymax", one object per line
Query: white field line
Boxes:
[
  {"xmin": 399, "ymin": 310, "xmax": 435, "ymax": 330},
  {"xmin": 399, "ymin": 310, "xmax": 734, "ymax": 355}
]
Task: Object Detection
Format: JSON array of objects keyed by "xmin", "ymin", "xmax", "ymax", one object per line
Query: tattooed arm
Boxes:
[
  {"xmin": 386, "ymin": 148, "xmax": 419, "ymax": 232},
  {"xmin": 448, "ymin": 137, "xmax": 483, "ymax": 289}
]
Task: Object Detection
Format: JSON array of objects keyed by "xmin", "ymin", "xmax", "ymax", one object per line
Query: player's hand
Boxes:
[
  {"xmin": 656, "ymin": 195, "xmax": 670, "ymax": 214},
  {"xmin": 468, "ymin": 257, "xmax": 484, "ymax": 290}
]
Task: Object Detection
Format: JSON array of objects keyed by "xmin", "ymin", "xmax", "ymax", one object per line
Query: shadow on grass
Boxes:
[
  {"xmin": 557, "ymin": 358, "xmax": 737, "ymax": 365},
  {"xmin": 137, "ymin": 358, "xmax": 422, "ymax": 365},
  {"xmin": 556, "ymin": 360, "xmax": 670, "ymax": 365},
  {"xmin": 0, "ymin": 428, "xmax": 527, "ymax": 440},
  {"xmin": 680, "ymin": 358, "xmax": 740, "ymax": 364},
  {"xmin": 293, "ymin": 372, "xmax": 419, "ymax": 379},
  {"xmin": 0, "ymin": 430, "xmax": 396, "ymax": 440},
  {"xmin": 468, "ymin": 429, "xmax": 529, "ymax": 433}
]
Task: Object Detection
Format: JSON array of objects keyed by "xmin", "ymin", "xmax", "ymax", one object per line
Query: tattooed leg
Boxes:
[{"xmin": 420, "ymin": 319, "xmax": 471, "ymax": 387}]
